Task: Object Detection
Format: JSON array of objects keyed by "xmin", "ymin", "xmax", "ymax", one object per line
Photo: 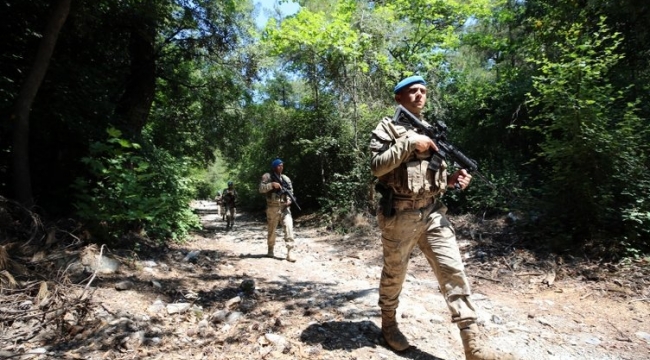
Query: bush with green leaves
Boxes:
[
  {"xmin": 73, "ymin": 128, "xmax": 200, "ymax": 242},
  {"xmin": 525, "ymin": 18, "xmax": 649, "ymax": 249},
  {"xmin": 193, "ymin": 180, "xmax": 215, "ymax": 200},
  {"xmin": 318, "ymin": 150, "xmax": 375, "ymax": 232}
]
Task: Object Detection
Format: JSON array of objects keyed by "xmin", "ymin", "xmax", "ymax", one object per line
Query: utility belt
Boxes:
[
  {"xmin": 392, "ymin": 197, "xmax": 434, "ymax": 211},
  {"xmin": 266, "ymin": 192, "xmax": 286, "ymax": 204},
  {"xmin": 375, "ymin": 182, "xmax": 435, "ymax": 217}
]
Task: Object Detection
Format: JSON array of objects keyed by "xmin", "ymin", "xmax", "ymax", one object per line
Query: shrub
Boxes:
[{"xmin": 73, "ymin": 128, "xmax": 200, "ymax": 242}]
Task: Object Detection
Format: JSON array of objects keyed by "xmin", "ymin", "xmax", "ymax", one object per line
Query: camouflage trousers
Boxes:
[
  {"xmin": 377, "ymin": 199, "xmax": 477, "ymax": 328},
  {"xmin": 225, "ymin": 205, "xmax": 235, "ymax": 224},
  {"xmin": 266, "ymin": 205, "xmax": 294, "ymax": 250}
]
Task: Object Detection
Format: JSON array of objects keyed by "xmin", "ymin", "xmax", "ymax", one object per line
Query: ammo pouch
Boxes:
[
  {"xmin": 428, "ymin": 154, "xmax": 443, "ymax": 172},
  {"xmin": 374, "ymin": 182, "xmax": 395, "ymax": 218}
]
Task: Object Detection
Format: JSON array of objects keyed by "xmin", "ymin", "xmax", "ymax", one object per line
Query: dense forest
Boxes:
[{"xmin": 1, "ymin": 0, "xmax": 648, "ymax": 257}]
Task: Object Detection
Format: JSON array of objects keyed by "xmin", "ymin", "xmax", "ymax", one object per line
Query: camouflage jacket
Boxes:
[
  {"xmin": 259, "ymin": 172, "xmax": 293, "ymax": 207},
  {"xmin": 222, "ymin": 188, "xmax": 237, "ymax": 206},
  {"xmin": 369, "ymin": 116, "xmax": 448, "ymax": 200}
]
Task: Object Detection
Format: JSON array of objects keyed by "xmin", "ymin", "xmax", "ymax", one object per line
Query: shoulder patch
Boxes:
[{"xmin": 373, "ymin": 117, "xmax": 407, "ymax": 141}]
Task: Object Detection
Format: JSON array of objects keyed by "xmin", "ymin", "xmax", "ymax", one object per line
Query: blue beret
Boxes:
[
  {"xmin": 394, "ymin": 75, "xmax": 426, "ymax": 94},
  {"xmin": 271, "ymin": 158, "xmax": 283, "ymax": 168}
]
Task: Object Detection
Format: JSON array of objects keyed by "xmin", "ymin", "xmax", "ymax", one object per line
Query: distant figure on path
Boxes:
[
  {"xmin": 214, "ymin": 190, "xmax": 223, "ymax": 217},
  {"xmin": 222, "ymin": 181, "xmax": 237, "ymax": 229}
]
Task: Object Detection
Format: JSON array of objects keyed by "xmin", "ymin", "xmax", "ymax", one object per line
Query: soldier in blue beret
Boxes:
[
  {"xmin": 393, "ymin": 75, "xmax": 426, "ymax": 94},
  {"xmin": 368, "ymin": 77, "xmax": 518, "ymax": 359},
  {"xmin": 259, "ymin": 158, "xmax": 297, "ymax": 262}
]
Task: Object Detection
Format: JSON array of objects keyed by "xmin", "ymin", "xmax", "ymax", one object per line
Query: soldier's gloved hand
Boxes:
[
  {"xmin": 410, "ymin": 134, "xmax": 439, "ymax": 153},
  {"xmin": 272, "ymin": 182, "xmax": 282, "ymax": 190}
]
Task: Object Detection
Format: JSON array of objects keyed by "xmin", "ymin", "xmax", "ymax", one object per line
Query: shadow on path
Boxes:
[
  {"xmin": 299, "ymin": 320, "xmax": 446, "ymax": 360},
  {"xmin": 395, "ymin": 347, "xmax": 447, "ymax": 360}
]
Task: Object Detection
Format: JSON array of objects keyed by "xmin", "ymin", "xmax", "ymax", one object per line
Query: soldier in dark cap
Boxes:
[{"xmin": 222, "ymin": 181, "xmax": 237, "ymax": 229}]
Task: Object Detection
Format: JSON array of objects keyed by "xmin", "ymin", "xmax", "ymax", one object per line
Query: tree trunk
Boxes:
[{"xmin": 10, "ymin": 0, "xmax": 72, "ymax": 207}]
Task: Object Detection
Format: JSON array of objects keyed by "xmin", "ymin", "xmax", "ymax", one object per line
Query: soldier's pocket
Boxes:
[
  {"xmin": 406, "ymin": 161, "xmax": 425, "ymax": 193},
  {"xmin": 426, "ymin": 160, "xmax": 448, "ymax": 193},
  {"xmin": 377, "ymin": 210, "xmax": 397, "ymax": 231}
]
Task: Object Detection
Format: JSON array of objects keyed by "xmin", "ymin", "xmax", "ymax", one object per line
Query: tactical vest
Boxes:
[
  {"xmin": 264, "ymin": 173, "xmax": 291, "ymax": 206},
  {"xmin": 372, "ymin": 117, "xmax": 448, "ymax": 199}
]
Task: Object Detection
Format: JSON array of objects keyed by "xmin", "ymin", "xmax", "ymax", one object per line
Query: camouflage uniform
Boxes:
[
  {"xmin": 370, "ymin": 116, "xmax": 478, "ymax": 328},
  {"xmin": 214, "ymin": 191, "xmax": 223, "ymax": 217},
  {"xmin": 222, "ymin": 188, "xmax": 237, "ymax": 228},
  {"xmin": 259, "ymin": 172, "xmax": 295, "ymax": 260},
  {"xmin": 372, "ymin": 75, "xmax": 517, "ymax": 359}
]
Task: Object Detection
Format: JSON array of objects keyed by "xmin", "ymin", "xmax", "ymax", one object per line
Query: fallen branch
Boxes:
[
  {"xmin": 1, "ymin": 297, "xmax": 88, "ymax": 322},
  {"xmin": 608, "ymin": 319, "xmax": 632, "ymax": 342},
  {"xmin": 78, "ymin": 244, "xmax": 105, "ymax": 300},
  {"xmin": 471, "ymin": 274, "xmax": 501, "ymax": 283},
  {"xmin": 515, "ymin": 272, "xmax": 544, "ymax": 277},
  {"xmin": 502, "ymin": 256, "xmax": 514, "ymax": 272},
  {"xmin": 593, "ymin": 285, "xmax": 632, "ymax": 295},
  {"xmin": 628, "ymin": 298, "xmax": 649, "ymax": 303}
]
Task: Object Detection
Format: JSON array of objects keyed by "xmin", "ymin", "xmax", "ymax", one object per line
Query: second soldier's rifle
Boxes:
[
  {"xmin": 272, "ymin": 172, "xmax": 301, "ymax": 211},
  {"xmin": 393, "ymin": 105, "xmax": 492, "ymax": 189}
]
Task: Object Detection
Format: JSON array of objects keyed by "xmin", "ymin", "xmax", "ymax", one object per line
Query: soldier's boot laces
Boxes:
[
  {"xmin": 461, "ymin": 324, "xmax": 518, "ymax": 360},
  {"xmin": 286, "ymin": 248, "xmax": 296, "ymax": 262},
  {"xmin": 381, "ymin": 310, "xmax": 410, "ymax": 351}
]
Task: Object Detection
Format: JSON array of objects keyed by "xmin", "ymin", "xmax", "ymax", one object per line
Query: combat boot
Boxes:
[
  {"xmin": 286, "ymin": 248, "xmax": 296, "ymax": 262},
  {"xmin": 461, "ymin": 324, "xmax": 518, "ymax": 360},
  {"xmin": 266, "ymin": 246, "xmax": 274, "ymax": 258},
  {"xmin": 381, "ymin": 310, "xmax": 409, "ymax": 351}
]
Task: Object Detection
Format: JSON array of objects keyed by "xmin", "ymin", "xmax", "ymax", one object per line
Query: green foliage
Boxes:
[
  {"xmin": 319, "ymin": 148, "xmax": 373, "ymax": 220},
  {"xmin": 0, "ymin": 0, "xmax": 258, "ymax": 212},
  {"xmin": 3, "ymin": 0, "xmax": 650, "ymax": 258},
  {"xmin": 74, "ymin": 128, "xmax": 200, "ymax": 242},
  {"xmin": 618, "ymin": 177, "xmax": 650, "ymax": 250},
  {"xmin": 190, "ymin": 151, "xmax": 231, "ymax": 200},
  {"xmin": 525, "ymin": 18, "xmax": 649, "ymax": 247},
  {"xmin": 372, "ymin": 0, "xmax": 492, "ymax": 76}
]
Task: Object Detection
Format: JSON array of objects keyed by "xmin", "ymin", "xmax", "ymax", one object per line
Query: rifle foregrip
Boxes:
[{"xmin": 449, "ymin": 147, "xmax": 478, "ymax": 173}]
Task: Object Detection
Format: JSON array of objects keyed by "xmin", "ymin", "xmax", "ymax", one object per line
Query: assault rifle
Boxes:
[
  {"xmin": 392, "ymin": 105, "xmax": 490, "ymax": 189},
  {"xmin": 272, "ymin": 173, "xmax": 301, "ymax": 211}
]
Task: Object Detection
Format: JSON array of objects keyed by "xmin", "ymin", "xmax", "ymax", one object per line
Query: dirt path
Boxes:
[{"xmin": 48, "ymin": 201, "xmax": 650, "ymax": 360}]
